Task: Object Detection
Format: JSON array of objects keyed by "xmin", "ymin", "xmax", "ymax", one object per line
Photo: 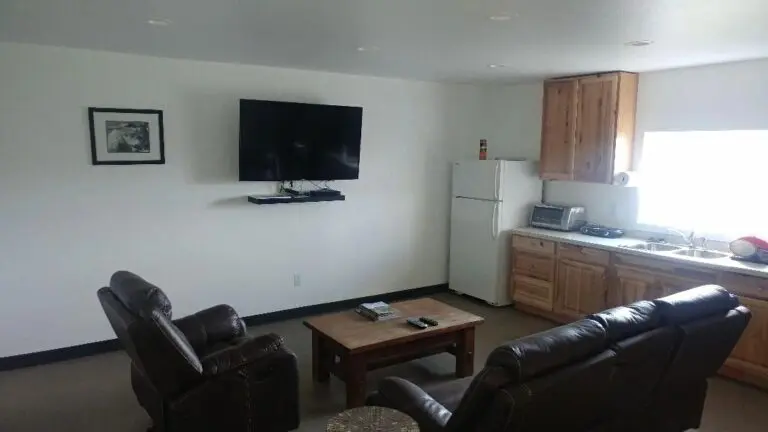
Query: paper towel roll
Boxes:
[{"xmin": 613, "ymin": 171, "xmax": 640, "ymax": 187}]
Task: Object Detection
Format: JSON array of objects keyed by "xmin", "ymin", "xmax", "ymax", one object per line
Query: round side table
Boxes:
[{"xmin": 326, "ymin": 406, "xmax": 419, "ymax": 432}]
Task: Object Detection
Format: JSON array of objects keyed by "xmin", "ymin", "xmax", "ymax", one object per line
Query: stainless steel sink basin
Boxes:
[
  {"xmin": 673, "ymin": 249, "xmax": 730, "ymax": 259},
  {"xmin": 625, "ymin": 243, "xmax": 683, "ymax": 252}
]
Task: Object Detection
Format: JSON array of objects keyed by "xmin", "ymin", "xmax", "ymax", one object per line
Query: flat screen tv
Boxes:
[{"xmin": 239, "ymin": 99, "xmax": 363, "ymax": 181}]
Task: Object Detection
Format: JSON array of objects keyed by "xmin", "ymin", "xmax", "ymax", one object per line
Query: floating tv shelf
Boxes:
[{"xmin": 247, "ymin": 195, "xmax": 346, "ymax": 205}]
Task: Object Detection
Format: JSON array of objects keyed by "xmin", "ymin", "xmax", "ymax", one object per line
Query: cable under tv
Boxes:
[
  {"xmin": 308, "ymin": 188, "xmax": 342, "ymax": 197},
  {"xmin": 282, "ymin": 188, "xmax": 306, "ymax": 196}
]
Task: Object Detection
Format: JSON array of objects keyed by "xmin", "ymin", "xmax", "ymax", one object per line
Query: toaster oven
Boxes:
[{"xmin": 530, "ymin": 204, "xmax": 587, "ymax": 231}]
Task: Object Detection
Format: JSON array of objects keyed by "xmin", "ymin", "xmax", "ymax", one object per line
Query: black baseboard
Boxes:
[
  {"xmin": 0, "ymin": 339, "xmax": 123, "ymax": 372},
  {"xmin": 242, "ymin": 283, "xmax": 448, "ymax": 327},
  {"xmin": 0, "ymin": 283, "xmax": 448, "ymax": 372}
]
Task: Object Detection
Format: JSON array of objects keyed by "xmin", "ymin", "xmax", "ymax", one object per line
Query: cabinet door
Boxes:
[
  {"xmin": 556, "ymin": 259, "xmax": 607, "ymax": 319},
  {"xmin": 574, "ymin": 75, "xmax": 619, "ymax": 183},
  {"xmin": 615, "ymin": 266, "xmax": 662, "ymax": 305},
  {"xmin": 658, "ymin": 274, "xmax": 708, "ymax": 297},
  {"xmin": 727, "ymin": 297, "xmax": 768, "ymax": 373},
  {"xmin": 540, "ymin": 80, "xmax": 577, "ymax": 180}
]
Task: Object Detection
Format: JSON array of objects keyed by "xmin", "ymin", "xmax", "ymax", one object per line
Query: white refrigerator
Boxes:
[{"xmin": 449, "ymin": 160, "xmax": 542, "ymax": 306}]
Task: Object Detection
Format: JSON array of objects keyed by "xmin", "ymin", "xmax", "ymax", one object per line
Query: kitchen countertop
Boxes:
[{"xmin": 511, "ymin": 227, "xmax": 768, "ymax": 278}]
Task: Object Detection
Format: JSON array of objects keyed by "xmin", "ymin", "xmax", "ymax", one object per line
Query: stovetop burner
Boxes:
[{"xmin": 580, "ymin": 224, "xmax": 625, "ymax": 239}]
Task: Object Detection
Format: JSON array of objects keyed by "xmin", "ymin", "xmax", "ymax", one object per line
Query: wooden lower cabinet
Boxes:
[
  {"xmin": 614, "ymin": 265, "xmax": 662, "ymax": 305},
  {"xmin": 555, "ymin": 259, "xmax": 607, "ymax": 319},
  {"xmin": 512, "ymin": 275, "xmax": 555, "ymax": 311},
  {"xmin": 658, "ymin": 274, "xmax": 710, "ymax": 296},
  {"xmin": 512, "ymin": 250, "xmax": 555, "ymax": 282},
  {"xmin": 723, "ymin": 296, "xmax": 768, "ymax": 387}
]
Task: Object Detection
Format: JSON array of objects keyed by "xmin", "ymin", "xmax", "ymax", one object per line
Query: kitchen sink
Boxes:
[
  {"xmin": 673, "ymin": 249, "xmax": 730, "ymax": 259},
  {"xmin": 625, "ymin": 243, "xmax": 683, "ymax": 252}
]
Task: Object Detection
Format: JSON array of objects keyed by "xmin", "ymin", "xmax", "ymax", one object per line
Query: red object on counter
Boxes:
[{"xmin": 730, "ymin": 236, "xmax": 768, "ymax": 257}]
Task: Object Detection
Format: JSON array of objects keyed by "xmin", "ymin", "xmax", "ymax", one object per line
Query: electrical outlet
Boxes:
[{"xmin": 293, "ymin": 273, "xmax": 301, "ymax": 287}]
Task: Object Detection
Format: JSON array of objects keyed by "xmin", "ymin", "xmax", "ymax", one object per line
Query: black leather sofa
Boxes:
[
  {"xmin": 368, "ymin": 285, "xmax": 751, "ymax": 432},
  {"xmin": 97, "ymin": 271, "xmax": 300, "ymax": 432}
]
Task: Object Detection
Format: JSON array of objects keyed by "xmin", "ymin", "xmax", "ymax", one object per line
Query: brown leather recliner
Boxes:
[
  {"xmin": 368, "ymin": 285, "xmax": 751, "ymax": 432},
  {"xmin": 97, "ymin": 271, "xmax": 300, "ymax": 432}
]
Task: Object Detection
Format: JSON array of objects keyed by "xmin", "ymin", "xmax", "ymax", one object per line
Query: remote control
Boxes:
[
  {"xmin": 406, "ymin": 318, "xmax": 429, "ymax": 330},
  {"xmin": 419, "ymin": 317, "xmax": 438, "ymax": 326}
]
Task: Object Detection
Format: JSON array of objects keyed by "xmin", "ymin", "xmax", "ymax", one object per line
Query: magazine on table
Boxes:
[{"xmin": 356, "ymin": 301, "xmax": 400, "ymax": 321}]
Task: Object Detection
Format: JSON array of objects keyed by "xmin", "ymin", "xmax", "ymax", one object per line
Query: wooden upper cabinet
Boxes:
[
  {"xmin": 540, "ymin": 80, "xmax": 577, "ymax": 180},
  {"xmin": 539, "ymin": 72, "xmax": 638, "ymax": 183},
  {"xmin": 574, "ymin": 75, "xmax": 619, "ymax": 183}
]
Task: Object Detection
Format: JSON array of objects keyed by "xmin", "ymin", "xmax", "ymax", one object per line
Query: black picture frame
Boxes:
[{"xmin": 88, "ymin": 107, "xmax": 165, "ymax": 165}]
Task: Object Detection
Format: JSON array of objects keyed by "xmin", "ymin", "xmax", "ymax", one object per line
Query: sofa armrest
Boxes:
[
  {"xmin": 370, "ymin": 377, "xmax": 452, "ymax": 432},
  {"xmin": 200, "ymin": 333, "xmax": 285, "ymax": 376},
  {"xmin": 174, "ymin": 304, "xmax": 246, "ymax": 351},
  {"xmin": 173, "ymin": 340, "xmax": 300, "ymax": 431}
]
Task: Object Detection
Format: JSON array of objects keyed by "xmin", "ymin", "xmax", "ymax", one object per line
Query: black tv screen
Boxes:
[{"xmin": 239, "ymin": 99, "xmax": 363, "ymax": 181}]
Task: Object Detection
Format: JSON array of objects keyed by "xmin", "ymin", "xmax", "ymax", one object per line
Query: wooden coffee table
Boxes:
[{"xmin": 304, "ymin": 298, "xmax": 484, "ymax": 408}]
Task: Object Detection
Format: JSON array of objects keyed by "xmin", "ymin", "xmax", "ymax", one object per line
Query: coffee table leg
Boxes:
[
  {"xmin": 455, "ymin": 327, "xmax": 475, "ymax": 378},
  {"xmin": 312, "ymin": 332, "xmax": 330, "ymax": 383},
  {"xmin": 344, "ymin": 354, "xmax": 367, "ymax": 408}
]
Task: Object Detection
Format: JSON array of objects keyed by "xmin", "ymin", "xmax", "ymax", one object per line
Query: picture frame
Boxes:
[{"xmin": 88, "ymin": 108, "xmax": 165, "ymax": 165}]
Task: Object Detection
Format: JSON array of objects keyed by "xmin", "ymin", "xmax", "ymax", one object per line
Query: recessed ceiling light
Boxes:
[
  {"xmin": 490, "ymin": 15, "xmax": 512, "ymax": 21},
  {"xmin": 147, "ymin": 19, "xmax": 172, "ymax": 26},
  {"xmin": 488, "ymin": 64, "xmax": 506, "ymax": 69},
  {"xmin": 625, "ymin": 40, "xmax": 653, "ymax": 47},
  {"xmin": 357, "ymin": 46, "xmax": 380, "ymax": 52}
]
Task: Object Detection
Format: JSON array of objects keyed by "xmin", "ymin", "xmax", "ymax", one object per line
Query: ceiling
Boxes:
[{"xmin": 2, "ymin": 0, "xmax": 768, "ymax": 83}]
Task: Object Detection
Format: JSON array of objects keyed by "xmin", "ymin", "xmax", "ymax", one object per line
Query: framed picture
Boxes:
[{"xmin": 88, "ymin": 108, "xmax": 165, "ymax": 165}]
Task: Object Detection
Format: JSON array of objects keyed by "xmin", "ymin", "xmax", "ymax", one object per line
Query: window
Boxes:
[{"xmin": 638, "ymin": 130, "xmax": 768, "ymax": 240}]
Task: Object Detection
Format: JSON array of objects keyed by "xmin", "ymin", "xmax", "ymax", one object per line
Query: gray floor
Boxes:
[{"xmin": 1, "ymin": 293, "xmax": 767, "ymax": 431}]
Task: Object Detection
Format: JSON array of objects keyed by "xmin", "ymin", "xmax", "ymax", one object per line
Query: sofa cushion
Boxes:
[
  {"xmin": 654, "ymin": 285, "xmax": 738, "ymax": 325},
  {"xmin": 588, "ymin": 301, "xmax": 661, "ymax": 342},
  {"xmin": 485, "ymin": 319, "xmax": 606, "ymax": 382},
  {"xmin": 485, "ymin": 350, "xmax": 617, "ymax": 432}
]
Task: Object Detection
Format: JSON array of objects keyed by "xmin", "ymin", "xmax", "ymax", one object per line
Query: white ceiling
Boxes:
[{"xmin": 2, "ymin": 0, "xmax": 768, "ymax": 83}]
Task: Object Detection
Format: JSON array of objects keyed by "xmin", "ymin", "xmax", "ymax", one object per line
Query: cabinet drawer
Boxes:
[
  {"xmin": 614, "ymin": 253, "xmax": 717, "ymax": 282},
  {"xmin": 558, "ymin": 243, "xmax": 610, "ymax": 266},
  {"xmin": 513, "ymin": 251, "xmax": 555, "ymax": 282},
  {"xmin": 513, "ymin": 235, "xmax": 555, "ymax": 255},
  {"xmin": 512, "ymin": 275, "xmax": 554, "ymax": 311},
  {"xmin": 721, "ymin": 272, "xmax": 768, "ymax": 301}
]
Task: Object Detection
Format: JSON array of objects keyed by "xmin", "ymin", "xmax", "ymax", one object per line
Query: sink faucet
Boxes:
[{"xmin": 667, "ymin": 229, "xmax": 706, "ymax": 249}]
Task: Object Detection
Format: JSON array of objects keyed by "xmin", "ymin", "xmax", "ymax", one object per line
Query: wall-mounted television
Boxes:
[{"xmin": 239, "ymin": 99, "xmax": 363, "ymax": 181}]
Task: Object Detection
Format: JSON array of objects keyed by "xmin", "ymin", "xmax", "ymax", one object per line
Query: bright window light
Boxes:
[{"xmin": 638, "ymin": 130, "xmax": 768, "ymax": 240}]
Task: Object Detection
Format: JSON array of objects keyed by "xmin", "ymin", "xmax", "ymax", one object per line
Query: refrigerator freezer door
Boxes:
[
  {"xmin": 449, "ymin": 197, "xmax": 507, "ymax": 305},
  {"xmin": 452, "ymin": 160, "xmax": 501, "ymax": 201}
]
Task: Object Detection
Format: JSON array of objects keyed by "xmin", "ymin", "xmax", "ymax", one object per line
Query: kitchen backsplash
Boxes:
[
  {"xmin": 544, "ymin": 181, "xmax": 640, "ymax": 229},
  {"xmin": 543, "ymin": 180, "xmax": 732, "ymax": 251}
]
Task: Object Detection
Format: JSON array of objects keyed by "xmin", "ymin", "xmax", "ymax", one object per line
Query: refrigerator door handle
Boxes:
[
  {"xmin": 494, "ymin": 162, "xmax": 501, "ymax": 200},
  {"xmin": 492, "ymin": 202, "xmax": 500, "ymax": 239}
]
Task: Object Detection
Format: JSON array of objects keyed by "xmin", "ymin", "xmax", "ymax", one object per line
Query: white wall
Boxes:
[
  {"xmin": 0, "ymin": 42, "xmax": 490, "ymax": 357},
  {"xmin": 515, "ymin": 59, "xmax": 768, "ymax": 229},
  {"xmin": 450, "ymin": 83, "xmax": 543, "ymax": 162}
]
